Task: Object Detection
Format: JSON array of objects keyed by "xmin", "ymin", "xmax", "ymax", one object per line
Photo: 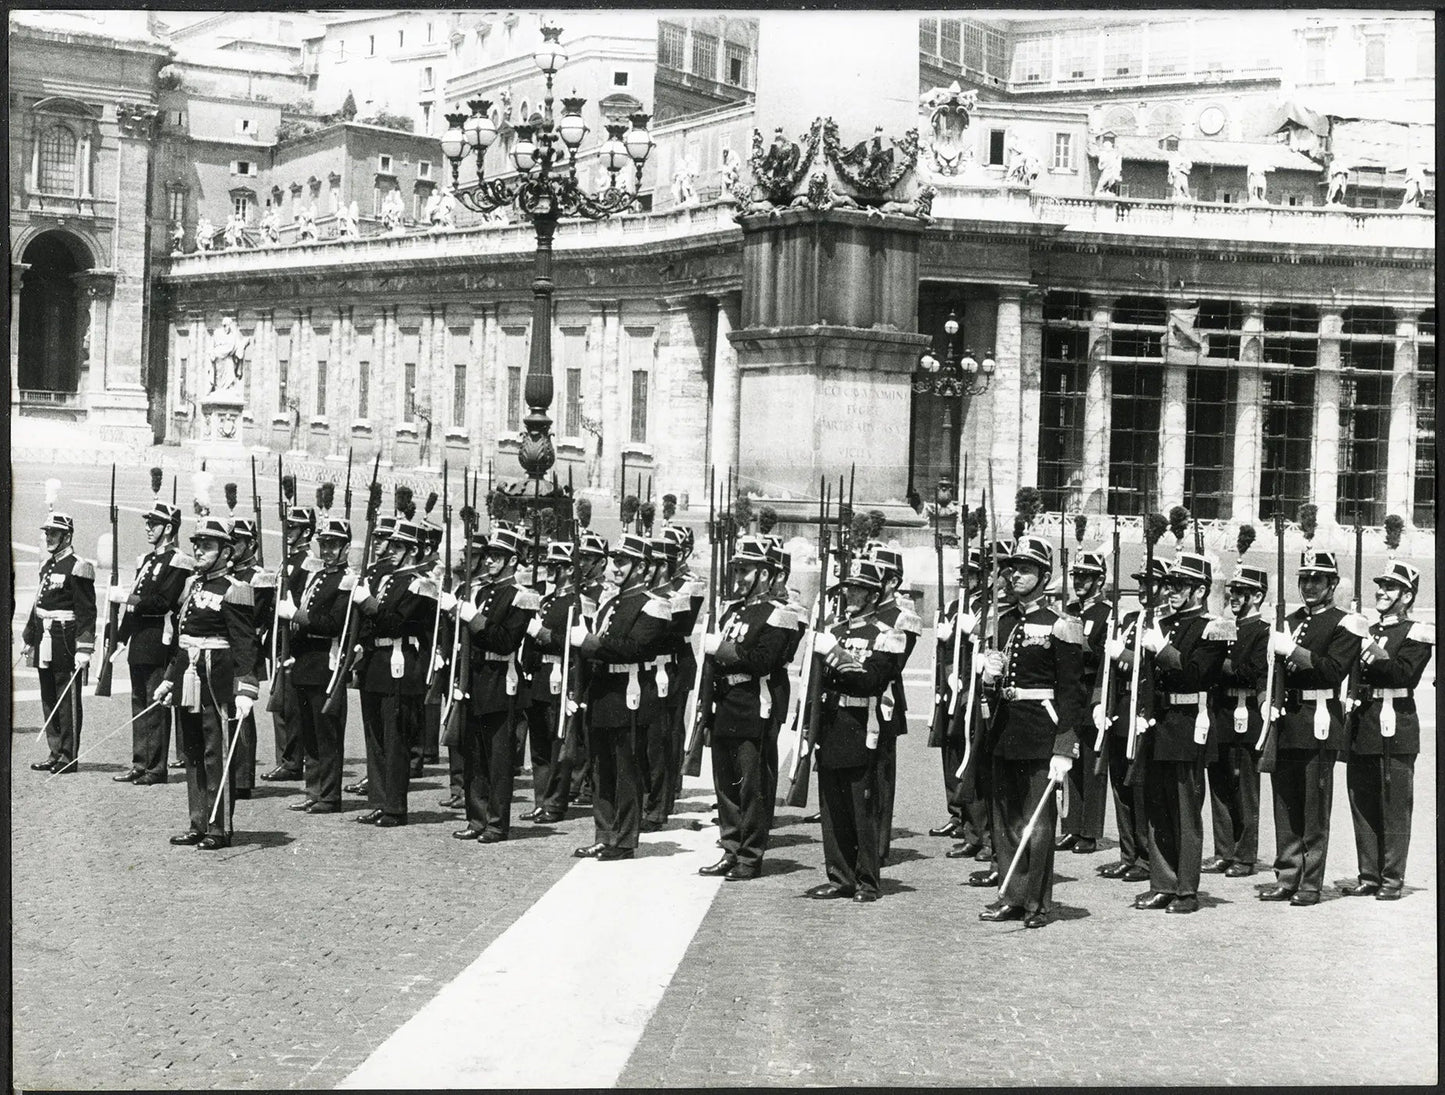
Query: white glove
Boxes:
[
  {"xmin": 526, "ymin": 616, "xmax": 544, "ymax": 638},
  {"xmin": 74, "ymin": 651, "xmax": 92, "ymax": 670},
  {"xmin": 1269, "ymin": 630, "xmax": 1297, "ymax": 658},
  {"xmin": 235, "ymin": 695, "xmax": 255, "ymax": 721},
  {"xmin": 936, "ymin": 615, "xmax": 953, "ymax": 641},
  {"xmin": 813, "ymin": 632, "xmax": 839, "ymax": 657},
  {"xmin": 1092, "ymin": 703, "xmax": 1109, "ymax": 733},
  {"xmin": 438, "ymin": 591, "xmax": 458, "ymax": 612},
  {"xmin": 569, "ymin": 624, "xmax": 589, "ymax": 648},
  {"xmin": 458, "ymin": 600, "xmax": 479, "ymax": 624},
  {"xmin": 110, "ymin": 646, "xmax": 127, "ymax": 665},
  {"xmin": 1140, "ymin": 625, "xmax": 1167, "ymax": 655},
  {"xmin": 980, "ymin": 650, "xmax": 1005, "ymax": 684},
  {"xmin": 276, "ymin": 597, "xmax": 298, "ymax": 621},
  {"xmin": 1105, "ymin": 636, "xmax": 1127, "ymax": 662},
  {"xmin": 1360, "ymin": 640, "xmax": 1388, "ymax": 664},
  {"xmin": 1048, "ymin": 754, "xmax": 1073, "ymax": 782},
  {"xmin": 153, "ymin": 680, "xmax": 174, "ymax": 703},
  {"xmin": 826, "ymin": 647, "xmax": 863, "ymax": 673},
  {"xmin": 958, "ymin": 611, "xmax": 978, "ymax": 635},
  {"xmin": 107, "ymin": 584, "xmax": 131, "ymax": 604},
  {"xmin": 350, "ymin": 581, "xmax": 372, "ymax": 605},
  {"xmin": 702, "ymin": 633, "xmax": 723, "ymax": 656}
]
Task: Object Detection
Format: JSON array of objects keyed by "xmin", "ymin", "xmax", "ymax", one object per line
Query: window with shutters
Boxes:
[
  {"xmin": 691, "ymin": 32, "xmax": 717, "ymax": 79},
  {"xmin": 565, "ymin": 368, "xmax": 582, "ymax": 436},
  {"xmin": 658, "ymin": 22, "xmax": 685, "ymax": 69}
]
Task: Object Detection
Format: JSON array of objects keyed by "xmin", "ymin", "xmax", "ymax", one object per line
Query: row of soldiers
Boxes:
[{"xmin": 22, "ymin": 486, "xmax": 1432, "ymax": 916}]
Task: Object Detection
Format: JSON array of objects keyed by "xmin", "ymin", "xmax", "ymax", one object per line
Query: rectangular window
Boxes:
[
  {"xmin": 373, "ymin": 186, "xmax": 382, "ymax": 215},
  {"xmin": 1107, "ymin": 363, "xmax": 1163, "ymax": 515},
  {"xmin": 962, "ymin": 20, "xmax": 985, "ymax": 72},
  {"xmin": 725, "ymin": 44, "xmax": 748, "ymax": 87},
  {"xmin": 1037, "ymin": 336, "xmax": 1087, "ymax": 511},
  {"xmin": 691, "ymin": 32, "xmax": 717, "ymax": 79},
  {"xmin": 1184, "ymin": 367, "xmax": 1234, "ymax": 519},
  {"xmin": 1337, "ymin": 371, "xmax": 1390, "ymax": 525},
  {"xmin": 452, "ymin": 362, "xmax": 466, "ymax": 428},
  {"xmin": 1102, "ymin": 27, "xmax": 1142, "ymax": 79},
  {"xmin": 357, "ymin": 360, "xmax": 370, "ymax": 418},
  {"xmin": 168, "ymin": 189, "xmax": 186, "ymax": 223},
  {"xmin": 418, "ymin": 160, "xmax": 432, "ymax": 180},
  {"xmin": 1013, "ymin": 35, "xmax": 1052, "ymax": 83},
  {"xmin": 277, "ymin": 355, "xmax": 288, "ymax": 411},
  {"xmin": 1414, "ymin": 354, "xmax": 1435, "ymax": 528},
  {"xmin": 630, "ymin": 370, "xmax": 649, "ymax": 443},
  {"xmin": 338, "ymin": 39, "xmax": 345, "ymax": 60},
  {"xmin": 1052, "ymin": 132, "xmax": 1074, "ymax": 171},
  {"xmin": 1259, "ymin": 370, "xmax": 1315, "ymax": 518},
  {"xmin": 658, "ymin": 22, "xmax": 685, "ymax": 69},
  {"xmin": 421, "ymin": 103, "xmax": 432, "ymax": 131},
  {"xmin": 1419, "ymin": 30, "xmax": 1435, "ymax": 77},
  {"xmin": 1148, "ymin": 23, "xmax": 1189, "ymax": 76},
  {"xmin": 421, "ymin": 65, "xmax": 434, "ymax": 91},
  {"xmin": 988, "ymin": 130, "xmax": 1006, "ymax": 166},
  {"xmin": 427, "ymin": 21, "xmax": 433, "ymax": 43},
  {"xmin": 985, "ymin": 27, "xmax": 1008, "ymax": 80},
  {"xmin": 1062, "ymin": 41, "xmax": 1096, "ymax": 82},
  {"xmin": 939, "ymin": 19, "xmax": 961, "ymax": 64},
  {"xmin": 403, "ymin": 362, "xmax": 416, "ymax": 422},
  {"xmin": 564, "ymin": 367, "xmax": 582, "ymax": 436},
  {"xmin": 379, "ymin": 154, "xmax": 393, "ymax": 174},
  {"xmin": 614, "ymin": 70, "xmax": 629, "ymax": 86},
  {"xmin": 1363, "ymin": 35, "xmax": 1387, "ymax": 80},
  {"xmin": 232, "ymin": 160, "xmax": 255, "ymax": 176},
  {"xmin": 234, "ymin": 118, "xmax": 254, "ymax": 135},
  {"xmin": 506, "ymin": 366, "xmax": 522, "ymax": 431},
  {"xmin": 179, "ymin": 357, "xmax": 188, "ymax": 405},
  {"xmin": 231, "ymin": 193, "xmax": 254, "ymax": 220},
  {"xmin": 1305, "ymin": 37, "xmax": 1329, "ymax": 83},
  {"xmin": 398, "ymin": 29, "xmax": 404, "ymax": 48},
  {"xmin": 316, "ymin": 360, "xmax": 328, "ymax": 416},
  {"xmin": 920, "ymin": 18, "xmax": 938, "ymax": 55}
]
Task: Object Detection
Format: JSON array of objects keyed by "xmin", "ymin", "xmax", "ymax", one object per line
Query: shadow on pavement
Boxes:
[
  {"xmin": 880, "ymin": 879, "xmax": 918, "ymax": 896},
  {"xmin": 757, "ymin": 858, "xmax": 812, "ymax": 878},
  {"xmin": 883, "ymin": 847, "xmax": 927, "ymax": 866},
  {"xmin": 637, "ymin": 840, "xmax": 687, "ymax": 858},
  {"xmin": 1048, "ymin": 903, "xmax": 1090, "ymax": 922},
  {"xmin": 1197, "ymin": 890, "xmax": 1234, "ymax": 908}
]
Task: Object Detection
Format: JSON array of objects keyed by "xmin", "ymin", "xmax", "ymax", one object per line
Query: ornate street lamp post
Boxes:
[
  {"xmin": 911, "ymin": 310, "xmax": 995, "ymax": 494},
  {"xmin": 440, "ymin": 23, "xmax": 655, "ymax": 490}
]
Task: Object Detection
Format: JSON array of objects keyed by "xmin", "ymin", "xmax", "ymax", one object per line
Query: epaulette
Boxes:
[
  {"xmin": 71, "ymin": 558, "xmax": 96, "ymax": 581},
  {"xmin": 642, "ymin": 595, "xmax": 673, "ymax": 620},
  {"xmin": 251, "ymin": 571, "xmax": 277, "ymax": 590},
  {"xmin": 339, "ymin": 573, "xmax": 358, "ymax": 591},
  {"xmin": 170, "ymin": 552, "xmax": 196, "ymax": 572},
  {"xmin": 894, "ymin": 607, "xmax": 923, "ymax": 636},
  {"xmin": 681, "ymin": 577, "xmax": 706, "ymax": 599},
  {"xmin": 876, "ymin": 627, "xmax": 907, "ymax": 655},
  {"xmin": 669, "ymin": 592, "xmax": 692, "ymax": 613},
  {"xmin": 1202, "ymin": 617, "xmax": 1237, "ymax": 643},
  {"xmin": 767, "ymin": 602, "xmax": 800, "ymax": 630},
  {"xmin": 409, "ymin": 576, "xmax": 439, "ymax": 600},
  {"xmin": 513, "ymin": 587, "xmax": 542, "ymax": 612},
  {"xmin": 135, "ymin": 552, "xmax": 148, "ymax": 569},
  {"xmin": 300, "ymin": 556, "xmax": 324, "ymax": 573},
  {"xmin": 223, "ymin": 577, "xmax": 255, "ymax": 606},
  {"xmin": 1051, "ymin": 615, "xmax": 1085, "ymax": 645},
  {"xmin": 1407, "ymin": 620, "xmax": 1435, "ymax": 645},
  {"xmin": 1340, "ymin": 612, "xmax": 1372, "ymax": 638}
]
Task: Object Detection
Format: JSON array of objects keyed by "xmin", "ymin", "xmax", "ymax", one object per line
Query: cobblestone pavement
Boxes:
[{"xmin": 8, "ymin": 461, "xmax": 1439, "ymax": 1089}]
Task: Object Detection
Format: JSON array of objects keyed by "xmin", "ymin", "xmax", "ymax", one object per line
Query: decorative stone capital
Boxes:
[
  {"xmin": 116, "ymin": 102, "xmax": 159, "ymax": 138},
  {"xmin": 72, "ymin": 269, "xmax": 117, "ymax": 299}
]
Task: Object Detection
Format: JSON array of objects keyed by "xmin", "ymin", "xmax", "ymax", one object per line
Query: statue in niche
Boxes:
[
  {"xmin": 1094, "ymin": 134, "xmax": 1122, "ymax": 196},
  {"xmin": 1400, "ymin": 163, "xmax": 1426, "ymax": 209},
  {"xmin": 1246, "ymin": 159, "xmax": 1269, "ymax": 204},
  {"xmin": 195, "ymin": 215, "xmax": 216, "ymax": 252},
  {"xmin": 207, "ymin": 316, "xmax": 251, "ymax": 398},
  {"xmin": 380, "ymin": 188, "xmax": 406, "ymax": 233}
]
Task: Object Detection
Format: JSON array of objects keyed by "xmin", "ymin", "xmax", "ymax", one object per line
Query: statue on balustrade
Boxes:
[
  {"xmin": 425, "ymin": 187, "xmax": 456, "ymax": 229},
  {"xmin": 260, "ymin": 207, "xmax": 281, "ymax": 245},
  {"xmin": 336, "ymin": 199, "xmax": 360, "ymax": 239},
  {"xmin": 296, "ymin": 202, "xmax": 318, "ymax": 241},
  {"xmin": 223, "ymin": 212, "xmax": 246, "ymax": 249},
  {"xmin": 1004, "ymin": 136, "xmax": 1040, "ymax": 189},
  {"xmin": 1247, "ymin": 159, "xmax": 1269, "ymax": 204},
  {"xmin": 170, "ymin": 220, "xmax": 185, "ymax": 254},
  {"xmin": 920, "ymin": 81, "xmax": 976, "ymax": 178},
  {"xmin": 1094, "ymin": 134, "xmax": 1123, "ymax": 197},
  {"xmin": 671, "ymin": 158, "xmax": 699, "ymax": 208},
  {"xmin": 719, "ymin": 147, "xmax": 741, "ymax": 202},
  {"xmin": 195, "ymin": 216, "xmax": 216, "ymax": 252},
  {"xmin": 1400, "ymin": 163, "xmax": 1426, "ymax": 210},
  {"xmin": 381, "ymin": 187, "xmax": 407, "ymax": 234},
  {"xmin": 1167, "ymin": 152, "xmax": 1193, "ymax": 201},
  {"xmin": 1326, "ymin": 163, "xmax": 1349, "ymax": 206}
]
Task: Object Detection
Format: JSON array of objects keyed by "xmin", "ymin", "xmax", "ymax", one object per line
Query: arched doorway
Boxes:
[{"xmin": 18, "ymin": 230, "xmax": 91, "ymax": 397}]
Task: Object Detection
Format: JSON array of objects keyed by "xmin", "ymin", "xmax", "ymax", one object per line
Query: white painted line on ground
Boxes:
[{"xmin": 338, "ymin": 807, "xmax": 724, "ymax": 1090}]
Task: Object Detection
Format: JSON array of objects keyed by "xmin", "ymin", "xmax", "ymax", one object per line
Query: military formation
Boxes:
[{"xmin": 19, "ymin": 460, "xmax": 1434, "ymax": 926}]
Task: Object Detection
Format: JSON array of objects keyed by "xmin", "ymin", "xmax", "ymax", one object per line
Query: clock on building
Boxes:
[{"xmin": 1197, "ymin": 105, "xmax": 1226, "ymax": 136}]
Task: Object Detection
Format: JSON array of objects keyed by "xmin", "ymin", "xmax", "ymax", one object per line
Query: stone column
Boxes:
[
  {"xmin": 10, "ymin": 262, "xmax": 28, "ymax": 405},
  {"xmin": 581, "ymin": 302, "xmax": 607, "ymax": 493},
  {"xmin": 1158, "ymin": 359, "xmax": 1189, "ymax": 508},
  {"xmin": 1082, "ymin": 296, "xmax": 1113, "ymax": 514},
  {"xmin": 661, "ymin": 294, "xmax": 709, "ymax": 505},
  {"xmin": 1017, "ymin": 288, "xmax": 1045, "ymax": 495},
  {"xmin": 1386, "ymin": 310, "xmax": 1419, "ymax": 521},
  {"xmin": 468, "ymin": 304, "xmax": 488, "ymax": 464},
  {"xmin": 477, "ymin": 304, "xmax": 497, "ymax": 470},
  {"xmin": 73, "ymin": 270, "xmax": 115, "ymax": 405},
  {"xmin": 988, "ymin": 290, "xmax": 1024, "ymax": 510},
  {"xmin": 1313, "ymin": 310, "xmax": 1343, "ymax": 525},
  {"xmin": 1231, "ymin": 303, "xmax": 1266, "ymax": 523},
  {"xmin": 600, "ymin": 302, "xmax": 623, "ymax": 498},
  {"xmin": 707, "ymin": 292, "xmax": 741, "ymax": 496}
]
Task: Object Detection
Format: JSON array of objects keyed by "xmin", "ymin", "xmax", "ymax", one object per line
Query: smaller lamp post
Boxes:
[{"xmin": 911, "ymin": 310, "xmax": 996, "ymax": 493}]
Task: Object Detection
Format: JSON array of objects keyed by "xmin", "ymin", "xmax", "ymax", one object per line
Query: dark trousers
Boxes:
[
  {"xmin": 959, "ymin": 746, "xmax": 993, "ymax": 855},
  {"xmin": 663, "ymin": 697, "xmax": 687, "ymax": 817},
  {"xmin": 876, "ymin": 729, "xmax": 898, "ymax": 861},
  {"xmin": 818, "ymin": 761, "xmax": 881, "ymax": 898},
  {"xmin": 234, "ymin": 711, "xmax": 257, "ymax": 790},
  {"xmin": 1107, "ymin": 737, "xmax": 1150, "ymax": 867},
  {"xmin": 129, "ymin": 663, "xmax": 169, "ymax": 776},
  {"xmin": 1145, "ymin": 759, "xmax": 1206, "ymax": 898},
  {"xmin": 360, "ymin": 690, "xmax": 411, "ymax": 820},
  {"xmin": 179, "ymin": 704, "xmax": 232, "ymax": 837},
  {"xmin": 591, "ymin": 720, "xmax": 643, "ymax": 849},
  {"xmin": 1207, "ymin": 742, "xmax": 1260, "ymax": 866},
  {"xmin": 567, "ymin": 715, "xmax": 591, "ymax": 798},
  {"xmin": 1062, "ymin": 735, "xmax": 1108, "ymax": 840},
  {"xmin": 461, "ymin": 710, "xmax": 516, "ymax": 837},
  {"xmin": 713, "ymin": 735, "xmax": 774, "ymax": 871},
  {"xmin": 421, "ymin": 697, "xmax": 441, "ymax": 763},
  {"xmin": 297, "ymin": 682, "xmax": 344, "ymax": 806},
  {"xmin": 38, "ymin": 659, "xmax": 82, "ymax": 766},
  {"xmin": 512, "ymin": 712, "xmax": 528, "ymax": 775},
  {"xmin": 1270, "ymin": 748, "xmax": 1337, "ymax": 895},
  {"xmin": 639, "ymin": 704, "xmax": 673, "ymax": 824},
  {"xmin": 992, "ymin": 756, "xmax": 1058, "ymax": 913},
  {"xmin": 1346, "ymin": 752, "xmax": 1415, "ymax": 891},
  {"xmin": 525, "ymin": 702, "xmax": 572, "ymax": 814},
  {"xmin": 941, "ymin": 734, "xmax": 966, "ymax": 823},
  {"xmin": 761, "ymin": 719, "xmax": 781, "ymax": 809},
  {"xmin": 272, "ymin": 684, "xmax": 304, "ymax": 772}
]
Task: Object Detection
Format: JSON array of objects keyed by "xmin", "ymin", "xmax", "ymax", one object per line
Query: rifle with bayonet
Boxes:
[
  {"xmin": 1125, "ymin": 497, "xmax": 1163, "ymax": 786},
  {"xmin": 1093, "ymin": 515, "xmax": 1122, "ymax": 776},
  {"xmin": 424, "ymin": 460, "xmax": 451, "ymax": 707},
  {"xmin": 1256, "ymin": 511, "xmax": 1286, "ymax": 773},
  {"xmin": 954, "ymin": 477, "xmax": 988, "ymax": 782},
  {"xmin": 251, "ymin": 455, "xmax": 266, "ymax": 568},
  {"xmin": 323, "ymin": 455, "xmax": 381, "ymax": 717},
  {"xmin": 441, "ymin": 469, "xmax": 476, "ymax": 746},
  {"xmin": 268, "ymin": 459, "xmax": 298, "ymax": 718},
  {"xmin": 342, "ymin": 446, "xmax": 354, "ymax": 522},
  {"xmin": 94, "ymin": 463, "xmax": 121, "ymax": 697},
  {"xmin": 783, "ymin": 476, "xmax": 832, "ymax": 808},
  {"xmin": 682, "ymin": 472, "xmax": 720, "ymax": 777},
  {"xmin": 931, "ymin": 457, "xmax": 968, "ymax": 748}
]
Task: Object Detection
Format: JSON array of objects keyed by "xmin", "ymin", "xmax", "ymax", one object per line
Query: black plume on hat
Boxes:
[
  {"xmin": 366, "ymin": 480, "xmax": 383, "ymax": 518},
  {"xmin": 224, "ymin": 482, "xmax": 238, "ymax": 513},
  {"xmin": 282, "ymin": 473, "xmax": 296, "ymax": 503},
  {"xmin": 424, "ymin": 490, "xmax": 438, "ymax": 515},
  {"xmin": 150, "ymin": 466, "xmax": 164, "ymax": 495},
  {"xmin": 318, "ymin": 482, "xmax": 335, "ymax": 510},
  {"xmin": 395, "ymin": 484, "xmax": 413, "ymax": 516}
]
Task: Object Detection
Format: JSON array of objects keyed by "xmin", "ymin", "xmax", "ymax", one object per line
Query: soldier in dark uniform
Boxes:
[
  {"xmin": 1342, "ymin": 561, "xmax": 1433, "ymax": 901},
  {"xmin": 865, "ymin": 546, "xmax": 922, "ymax": 865},
  {"xmin": 633, "ymin": 535, "xmax": 681, "ymax": 830},
  {"xmin": 350, "ymin": 519, "xmax": 437, "ymax": 828},
  {"xmin": 23, "ymin": 510, "xmax": 97, "ymax": 775},
  {"xmin": 804, "ymin": 560, "xmax": 904, "ymax": 903},
  {"xmin": 1097, "ymin": 558, "xmax": 1168, "ymax": 883},
  {"xmin": 153, "ymin": 518, "xmax": 259, "ymax": 849},
  {"xmin": 570, "ymin": 534, "xmax": 672, "ymax": 861},
  {"xmin": 763, "ymin": 539, "xmax": 807, "ymax": 810},
  {"xmin": 930, "ymin": 548, "xmax": 975, "ymax": 841},
  {"xmin": 568, "ymin": 531, "xmax": 610, "ymax": 806},
  {"xmin": 976, "ymin": 537, "xmax": 1082, "ymax": 929},
  {"xmin": 226, "ymin": 518, "xmax": 276, "ymax": 799},
  {"xmin": 519, "ymin": 540, "xmax": 582, "ymax": 824},
  {"xmin": 1203, "ymin": 565, "xmax": 1271, "ymax": 878},
  {"xmin": 262, "ymin": 506, "xmax": 316, "ymax": 782},
  {"xmin": 697, "ymin": 537, "xmax": 796, "ymax": 880},
  {"xmin": 962, "ymin": 540, "xmax": 1014, "ymax": 881},
  {"xmin": 276, "ymin": 517, "xmax": 355, "ymax": 815},
  {"xmin": 453, "ymin": 528, "xmax": 537, "ymax": 843},
  {"xmin": 659, "ymin": 525, "xmax": 706, "ymax": 821},
  {"xmin": 1259, "ymin": 549, "xmax": 1367, "ymax": 906},
  {"xmin": 1057, "ymin": 549, "xmax": 1112, "ymax": 855},
  {"xmin": 415, "ymin": 514, "xmax": 446, "ymax": 771},
  {"xmin": 1131, "ymin": 553, "xmax": 1229, "ymax": 915},
  {"xmin": 345, "ymin": 514, "xmax": 395, "ymax": 800},
  {"xmin": 109, "ymin": 501, "xmax": 190, "ymax": 784}
]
